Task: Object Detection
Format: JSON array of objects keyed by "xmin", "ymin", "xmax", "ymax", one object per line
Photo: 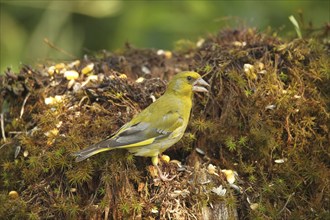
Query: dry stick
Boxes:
[
  {"xmin": 277, "ymin": 192, "xmax": 295, "ymax": 216},
  {"xmin": 285, "ymin": 115, "xmax": 293, "ymax": 144},
  {"xmin": 0, "ymin": 113, "xmax": 6, "ymax": 142},
  {"xmin": 0, "ymin": 143, "xmax": 10, "ymax": 150},
  {"xmin": 20, "ymin": 92, "xmax": 31, "ymax": 119}
]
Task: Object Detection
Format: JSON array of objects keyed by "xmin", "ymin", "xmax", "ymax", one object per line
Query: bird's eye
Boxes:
[{"xmin": 187, "ymin": 76, "xmax": 192, "ymax": 81}]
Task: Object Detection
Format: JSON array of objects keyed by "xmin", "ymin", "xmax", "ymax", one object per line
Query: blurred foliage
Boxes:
[{"xmin": 1, "ymin": 0, "xmax": 329, "ymax": 72}]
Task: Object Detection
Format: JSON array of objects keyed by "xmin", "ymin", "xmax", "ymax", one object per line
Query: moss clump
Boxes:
[
  {"xmin": 189, "ymin": 28, "xmax": 330, "ymax": 218},
  {"xmin": 0, "ymin": 25, "xmax": 329, "ymax": 219}
]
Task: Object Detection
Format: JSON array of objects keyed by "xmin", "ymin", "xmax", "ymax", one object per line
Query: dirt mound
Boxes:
[{"xmin": 1, "ymin": 28, "xmax": 329, "ymax": 219}]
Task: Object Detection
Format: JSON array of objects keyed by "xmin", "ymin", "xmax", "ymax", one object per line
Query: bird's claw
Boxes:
[
  {"xmin": 158, "ymin": 172, "xmax": 176, "ymax": 181},
  {"xmin": 155, "ymin": 164, "xmax": 176, "ymax": 181}
]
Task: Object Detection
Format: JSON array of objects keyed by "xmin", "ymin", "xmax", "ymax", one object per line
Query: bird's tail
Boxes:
[{"xmin": 72, "ymin": 139, "xmax": 113, "ymax": 162}]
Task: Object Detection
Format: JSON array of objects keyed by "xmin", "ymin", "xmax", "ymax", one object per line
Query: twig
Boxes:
[
  {"xmin": 0, "ymin": 113, "xmax": 6, "ymax": 142},
  {"xmin": 0, "ymin": 142, "xmax": 10, "ymax": 150},
  {"xmin": 277, "ymin": 192, "xmax": 295, "ymax": 216},
  {"xmin": 20, "ymin": 92, "xmax": 31, "ymax": 119},
  {"xmin": 285, "ymin": 115, "xmax": 293, "ymax": 144},
  {"xmin": 78, "ymin": 96, "xmax": 89, "ymax": 107},
  {"xmin": 8, "ymin": 131, "xmax": 24, "ymax": 135}
]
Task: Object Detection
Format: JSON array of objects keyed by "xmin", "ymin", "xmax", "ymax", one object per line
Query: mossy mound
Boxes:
[{"xmin": 1, "ymin": 28, "xmax": 329, "ymax": 219}]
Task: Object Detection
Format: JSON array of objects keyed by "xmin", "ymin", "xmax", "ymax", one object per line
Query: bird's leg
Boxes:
[{"xmin": 151, "ymin": 156, "xmax": 176, "ymax": 181}]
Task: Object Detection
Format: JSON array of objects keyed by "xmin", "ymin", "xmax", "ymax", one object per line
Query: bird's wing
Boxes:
[
  {"xmin": 73, "ymin": 110, "xmax": 184, "ymax": 162},
  {"xmin": 104, "ymin": 109, "xmax": 184, "ymax": 148}
]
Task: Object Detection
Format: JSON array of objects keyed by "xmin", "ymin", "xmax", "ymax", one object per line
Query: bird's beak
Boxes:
[{"xmin": 193, "ymin": 78, "xmax": 209, "ymax": 92}]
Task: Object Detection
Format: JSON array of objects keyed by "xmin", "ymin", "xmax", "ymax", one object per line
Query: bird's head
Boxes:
[{"xmin": 167, "ymin": 71, "xmax": 209, "ymax": 97}]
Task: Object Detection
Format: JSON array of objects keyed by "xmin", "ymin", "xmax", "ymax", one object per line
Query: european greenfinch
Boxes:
[{"xmin": 73, "ymin": 71, "xmax": 209, "ymax": 181}]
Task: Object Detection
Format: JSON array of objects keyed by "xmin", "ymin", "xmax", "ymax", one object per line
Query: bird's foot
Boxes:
[
  {"xmin": 160, "ymin": 154, "xmax": 170, "ymax": 163},
  {"xmin": 155, "ymin": 164, "xmax": 176, "ymax": 181}
]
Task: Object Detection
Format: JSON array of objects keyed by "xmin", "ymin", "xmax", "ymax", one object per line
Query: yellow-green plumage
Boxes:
[{"xmin": 73, "ymin": 71, "xmax": 209, "ymax": 175}]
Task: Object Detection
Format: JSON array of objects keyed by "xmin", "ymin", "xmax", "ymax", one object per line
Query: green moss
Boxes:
[
  {"xmin": 0, "ymin": 26, "xmax": 329, "ymax": 219},
  {"xmin": 66, "ymin": 162, "xmax": 94, "ymax": 186},
  {"xmin": 225, "ymin": 136, "xmax": 237, "ymax": 152},
  {"xmin": 0, "ymin": 193, "xmax": 29, "ymax": 219}
]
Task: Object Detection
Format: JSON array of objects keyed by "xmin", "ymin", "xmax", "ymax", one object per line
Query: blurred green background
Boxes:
[{"xmin": 1, "ymin": 0, "xmax": 329, "ymax": 72}]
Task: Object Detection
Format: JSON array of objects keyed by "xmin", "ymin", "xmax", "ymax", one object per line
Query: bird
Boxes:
[{"xmin": 73, "ymin": 71, "xmax": 209, "ymax": 181}]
